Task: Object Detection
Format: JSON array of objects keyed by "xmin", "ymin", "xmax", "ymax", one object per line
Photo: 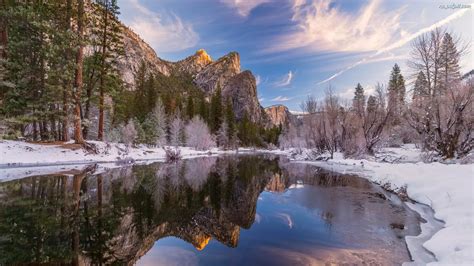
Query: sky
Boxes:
[{"xmin": 118, "ymin": 0, "xmax": 473, "ymax": 111}]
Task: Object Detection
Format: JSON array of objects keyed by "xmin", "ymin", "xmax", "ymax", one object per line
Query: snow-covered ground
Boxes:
[
  {"xmin": 0, "ymin": 140, "xmax": 225, "ymax": 166},
  {"xmin": 0, "ymin": 140, "xmax": 247, "ymax": 181},
  {"xmin": 278, "ymin": 147, "xmax": 473, "ymax": 266},
  {"xmin": 0, "ymin": 140, "xmax": 472, "ymax": 265}
]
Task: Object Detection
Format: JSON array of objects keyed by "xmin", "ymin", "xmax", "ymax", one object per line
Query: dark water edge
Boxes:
[{"xmin": 0, "ymin": 155, "xmax": 432, "ymax": 265}]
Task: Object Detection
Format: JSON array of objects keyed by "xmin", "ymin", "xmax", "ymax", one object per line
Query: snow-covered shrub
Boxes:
[{"xmin": 185, "ymin": 116, "xmax": 216, "ymax": 151}]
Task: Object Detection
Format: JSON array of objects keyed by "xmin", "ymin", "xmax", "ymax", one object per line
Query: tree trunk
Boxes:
[
  {"xmin": 73, "ymin": 0, "xmax": 85, "ymax": 144},
  {"xmin": 0, "ymin": 0, "xmax": 7, "ymax": 59},
  {"xmin": 33, "ymin": 121, "xmax": 38, "ymax": 141},
  {"xmin": 98, "ymin": 80, "xmax": 105, "ymax": 140},
  {"xmin": 97, "ymin": 2, "xmax": 109, "ymax": 141},
  {"xmin": 61, "ymin": 0, "xmax": 73, "ymax": 142},
  {"xmin": 83, "ymin": 68, "xmax": 97, "ymax": 139}
]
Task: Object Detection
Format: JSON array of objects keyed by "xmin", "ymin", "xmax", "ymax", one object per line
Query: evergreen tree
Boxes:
[
  {"xmin": 198, "ymin": 96, "xmax": 208, "ymax": 122},
  {"xmin": 387, "ymin": 64, "xmax": 406, "ymax": 124},
  {"xmin": 413, "ymin": 71, "xmax": 428, "ymax": 104},
  {"xmin": 132, "ymin": 118, "xmax": 145, "ymax": 144},
  {"xmin": 73, "ymin": 0, "xmax": 86, "ymax": 144},
  {"xmin": 209, "ymin": 87, "xmax": 222, "ymax": 133},
  {"xmin": 131, "ymin": 61, "xmax": 149, "ymax": 121},
  {"xmin": 352, "ymin": 83, "xmax": 365, "ymax": 117},
  {"xmin": 438, "ymin": 32, "xmax": 461, "ymax": 93},
  {"xmin": 141, "ymin": 99, "xmax": 167, "ymax": 146},
  {"xmin": 186, "ymin": 94, "xmax": 194, "ymax": 120},
  {"xmin": 92, "ymin": 0, "xmax": 124, "ymax": 140},
  {"xmin": 366, "ymin": 95, "xmax": 378, "ymax": 114},
  {"xmin": 217, "ymin": 120, "xmax": 229, "ymax": 148},
  {"xmin": 224, "ymin": 98, "xmax": 236, "ymax": 146},
  {"xmin": 1, "ymin": 2, "xmax": 74, "ymax": 141}
]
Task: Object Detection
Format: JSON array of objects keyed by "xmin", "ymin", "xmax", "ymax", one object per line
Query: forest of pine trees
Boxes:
[{"xmin": 0, "ymin": 1, "xmax": 281, "ymax": 148}]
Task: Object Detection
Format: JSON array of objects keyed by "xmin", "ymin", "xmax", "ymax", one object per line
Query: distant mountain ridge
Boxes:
[{"xmin": 264, "ymin": 104, "xmax": 297, "ymax": 126}]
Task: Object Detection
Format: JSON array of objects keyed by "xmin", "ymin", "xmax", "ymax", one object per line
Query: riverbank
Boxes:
[
  {"xmin": 0, "ymin": 140, "xmax": 245, "ymax": 180},
  {"xmin": 1, "ymin": 140, "xmax": 472, "ymax": 265},
  {"xmin": 279, "ymin": 148, "xmax": 473, "ymax": 265}
]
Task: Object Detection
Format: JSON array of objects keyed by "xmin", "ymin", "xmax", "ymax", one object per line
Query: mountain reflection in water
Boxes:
[{"xmin": 0, "ymin": 155, "xmax": 420, "ymax": 265}]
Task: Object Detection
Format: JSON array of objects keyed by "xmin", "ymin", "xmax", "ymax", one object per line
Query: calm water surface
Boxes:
[{"xmin": 0, "ymin": 155, "xmax": 421, "ymax": 265}]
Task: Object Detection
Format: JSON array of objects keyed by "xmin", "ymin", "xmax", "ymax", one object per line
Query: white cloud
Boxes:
[
  {"xmin": 121, "ymin": 0, "xmax": 199, "ymax": 53},
  {"xmin": 274, "ymin": 71, "xmax": 294, "ymax": 87},
  {"xmin": 317, "ymin": 7, "xmax": 470, "ymax": 84},
  {"xmin": 220, "ymin": 0, "xmax": 271, "ymax": 17},
  {"xmin": 267, "ymin": 0, "xmax": 405, "ymax": 53},
  {"xmin": 255, "ymin": 75, "xmax": 262, "ymax": 86},
  {"xmin": 271, "ymin": 96, "xmax": 291, "ymax": 102}
]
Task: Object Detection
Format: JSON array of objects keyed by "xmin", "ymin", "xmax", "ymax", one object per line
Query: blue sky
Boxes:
[{"xmin": 119, "ymin": 0, "xmax": 473, "ymax": 111}]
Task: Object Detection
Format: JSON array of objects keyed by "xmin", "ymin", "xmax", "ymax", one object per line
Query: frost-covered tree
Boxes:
[
  {"xmin": 169, "ymin": 113, "xmax": 185, "ymax": 147},
  {"xmin": 105, "ymin": 125, "xmax": 122, "ymax": 143},
  {"xmin": 323, "ymin": 87, "xmax": 340, "ymax": 158},
  {"xmin": 362, "ymin": 84, "xmax": 391, "ymax": 154},
  {"xmin": 121, "ymin": 120, "xmax": 137, "ymax": 148},
  {"xmin": 279, "ymin": 124, "xmax": 305, "ymax": 150},
  {"xmin": 185, "ymin": 116, "xmax": 216, "ymax": 150},
  {"xmin": 217, "ymin": 120, "xmax": 229, "ymax": 148},
  {"xmin": 406, "ymin": 29, "xmax": 472, "ymax": 158},
  {"xmin": 142, "ymin": 100, "xmax": 167, "ymax": 146}
]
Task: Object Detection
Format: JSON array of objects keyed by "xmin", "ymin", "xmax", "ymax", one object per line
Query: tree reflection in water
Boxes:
[{"xmin": 0, "ymin": 155, "xmax": 280, "ymax": 265}]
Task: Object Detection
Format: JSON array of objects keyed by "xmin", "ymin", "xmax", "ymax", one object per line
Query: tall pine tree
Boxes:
[
  {"xmin": 73, "ymin": 0, "xmax": 86, "ymax": 144},
  {"xmin": 438, "ymin": 33, "xmax": 461, "ymax": 94},
  {"xmin": 387, "ymin": 64, "xmax": 406, "ymax": 124},
  {"xmin": 94, "ymin": 0, "xmax": 123, "ymax": 140},
  {"xmin": 352, "ymin": 83, "xmax": 365, "ymax": 117}
]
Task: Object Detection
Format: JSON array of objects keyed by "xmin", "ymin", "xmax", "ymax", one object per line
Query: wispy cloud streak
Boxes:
[
  {"xmin": 274, "ymin": 71, "xmax": 294, "ymax": 87},
  {"xmin": 121, "ymin": 0, "xmax": 199, "ymax": 53},
  {"xmin": 267, "ymin": 0, "xmax": 404, "ymax": 53},
  {"xmin": 317, "ymin": 8, "xmax": 470, "ymax": 84}
]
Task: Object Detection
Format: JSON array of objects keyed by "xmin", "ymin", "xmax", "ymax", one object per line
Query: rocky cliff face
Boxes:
[
  {"xmin": 264, "ymin": 104, "xmax": 295, "ymax": 127},
  {"xmin": 118, "ymin": 24, "xmax": 268, "ymax": 124},
  {"xmin": 174, "ymin": 49, "xmax": 213, "ymax": 76},
  {"xmin": 193, "ymin": 52, "xmax": 241, "ymax": 94},
  {"xmin": 222, "ymin": 71, "xmax": 265, "ymax": 123},
  {"xmin": 119, "ymin": 25, "xmax": 173, "ymax": 87}
]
